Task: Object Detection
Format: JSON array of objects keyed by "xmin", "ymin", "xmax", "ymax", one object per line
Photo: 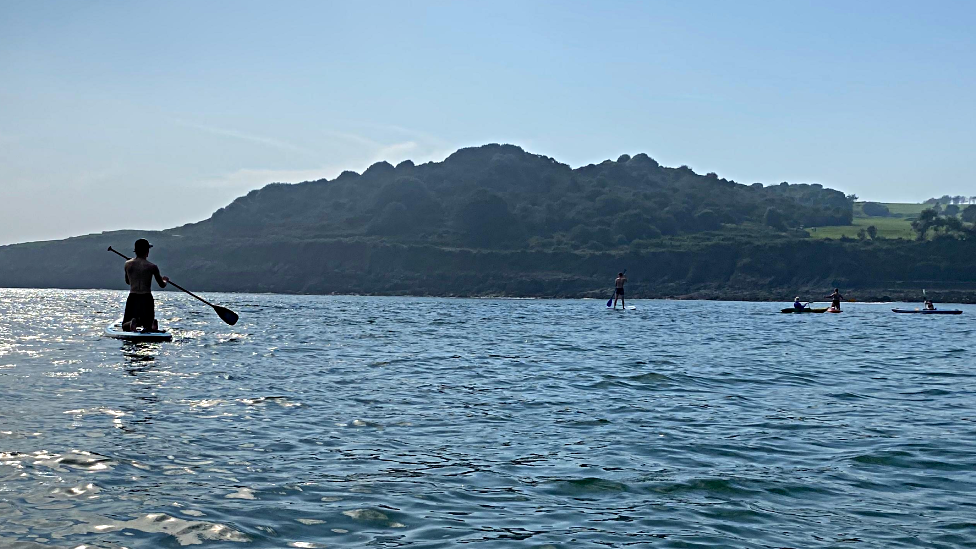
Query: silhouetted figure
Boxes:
[
  {"xmin": 824, "ymin": 288, "xmax": 844, "ymax": 311},
  {"xmin": 122, "ymin": 239, "xmax": 168, "ymax": 332},
  {"xmin": 613, "ymin": 272, "xmax": 627, "ymax": 309}
]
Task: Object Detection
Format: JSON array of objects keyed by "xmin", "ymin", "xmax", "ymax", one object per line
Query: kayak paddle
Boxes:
[{"xmin": 108, "ymin": 246, "xmax": 239, "ymax": 326}]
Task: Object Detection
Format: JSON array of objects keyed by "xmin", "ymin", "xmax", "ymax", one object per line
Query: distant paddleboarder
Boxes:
[
  {"xmin": 122, "ymin": 239, "xmax": 168, "ymax": 332},
  {"xmin": 612, "ymin": 272, "xmax": 627, "ymax": 309},
  {"xmin": 824, "ymin": 288, "xmax": 845, "ymax": 311}
]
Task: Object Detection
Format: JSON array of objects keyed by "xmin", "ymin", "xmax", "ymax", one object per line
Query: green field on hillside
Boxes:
[
  {"xmin": 881, "ymin": 203, "xmax": 927, "ymax": 217},
  {"xmin": 853, "ymin": 202, "xmax": 927, "ymax": 218},
  {"xmin": 811, "ymin": 202, "xmax": 926, "ymax": 240},
  {"xmin": 809, "ymin": 215, "xmax": 915, "ymax": 240}
]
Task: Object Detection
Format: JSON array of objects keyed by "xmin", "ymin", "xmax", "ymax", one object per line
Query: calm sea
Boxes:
[{"xmin": 1, "ymin": 289, "xmax": 974, "ymax": 548}]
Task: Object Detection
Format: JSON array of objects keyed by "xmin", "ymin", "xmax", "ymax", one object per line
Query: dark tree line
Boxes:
[
  {"xmin": 861, "ymin": 202, "xmax": 890, "ymax": 216},
  {"xmin": 911, "ymin": 207, "xmax": 976, "ymax": 240},
  {"xmin": 925, "ymin": 195, "xmax": 976, "ymax": 205}
]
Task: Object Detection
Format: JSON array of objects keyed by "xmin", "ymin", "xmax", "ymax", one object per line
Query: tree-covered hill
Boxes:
[
  {"xmin": 4, "ymin": 144, "xmax": 976, "ymax": 302},
  {"xmin": 198, "ymin": 144, "xmax": 853, "ymax": 250}
]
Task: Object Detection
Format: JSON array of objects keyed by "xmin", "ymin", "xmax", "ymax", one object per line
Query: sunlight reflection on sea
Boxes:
[{"xmin": 1, "ymin": 289, "xmax": 975, "ymax": 548}]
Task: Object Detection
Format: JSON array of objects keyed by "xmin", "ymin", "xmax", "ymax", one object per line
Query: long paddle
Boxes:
[{"xmin": 108, "ymin": 246, "xmax": 239, "ymax": 326}]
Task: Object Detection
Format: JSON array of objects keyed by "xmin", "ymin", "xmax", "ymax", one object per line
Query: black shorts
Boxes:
[
  {"xmin": 616, "ymin": 288, "xmax": 625, "ymax": 295},
  {"xmin": 123, "ymin": 293, "xmax": 155, "ymax": 327}
]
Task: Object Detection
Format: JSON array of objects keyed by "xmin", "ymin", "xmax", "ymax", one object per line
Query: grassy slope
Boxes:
[
  {"xmin": 882, "ymin": 203, "xmax": 928, "ymax": 216},
  {"xmin": 809, "ymin": 203, "xmax": 920, "ymax": 240},
  {"xmin": 808, "ymin": 216, "xmax": 916, "ymax": 240}
]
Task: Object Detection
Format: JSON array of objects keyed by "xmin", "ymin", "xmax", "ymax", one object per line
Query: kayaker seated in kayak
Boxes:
[
  {"xmin": 122, "ymin": 238, "xmax": 169, "ymax": 332},
  {"xmin": 824, "ymin": 288, "xmax": 844, "ymax": 310},
  {"xmin": 793, "ymin": 297, "xmax": 807, "ymax": 311},
  {"xmin": 924, "ymin": 300, "xmax": 935, "ymax": 310}
]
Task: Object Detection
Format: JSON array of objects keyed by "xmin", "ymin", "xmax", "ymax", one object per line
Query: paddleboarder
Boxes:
[
  {"xmin": 612, "ymin": 272, "xmax": 627, "ymax": 309},
  {"xmin": 109, "ymin": 245, "xmax": 239, "ymax": 326},
  {"xmin": 824, "ymin": 288, "xmax": 845, "ymax": 311},
  {"xmin": 122, "ymin": 238, "xmax": 169, "ymax": 332}
]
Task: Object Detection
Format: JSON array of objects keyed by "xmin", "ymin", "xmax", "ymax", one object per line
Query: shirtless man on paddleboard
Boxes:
[
  {"xmin": 612, "ymin": 272, "xmax": 627, "ymax": 309},
  {"xmin": 123, "ymin": 238, "xmax": 168, "ymax": 332},
  {"xmin": 824, "ymin": 288, "xmax": 844, "ymax": 311}
]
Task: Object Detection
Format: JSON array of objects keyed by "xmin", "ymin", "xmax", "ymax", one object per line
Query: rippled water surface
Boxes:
[{"xmin": 1, "ymin": 289, "xmax": 975, "ymax": 548}]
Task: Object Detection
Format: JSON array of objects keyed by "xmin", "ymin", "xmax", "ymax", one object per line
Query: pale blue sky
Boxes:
[{"xmin": 1, "ymin": 1, "xmax": 974, "ymax": 244}]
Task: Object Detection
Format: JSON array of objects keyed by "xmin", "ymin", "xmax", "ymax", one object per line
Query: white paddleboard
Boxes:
[{"xmin": 104, "ymin": 319, "xmax": 173, "ymax": 342}]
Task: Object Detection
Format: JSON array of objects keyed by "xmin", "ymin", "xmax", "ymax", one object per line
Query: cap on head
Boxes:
[
  {"xmin": 618, "ymin": 272, "xmax": 624, "ymax": 276},
  {"xmin": 795, "ymin": 297, "xmax": 800, "ymax": 301},
  {"xmin": 134, "ymin": 238, "xmax": 153, "ymax": 255}
]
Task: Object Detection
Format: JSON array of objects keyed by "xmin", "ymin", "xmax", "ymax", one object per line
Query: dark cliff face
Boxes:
[
  {"xmin": 3, "ymin": 231, "xmax": 976, "ymax": 303},
  {"xmin": 12, "ymin": 143, "xmax": 975, "ymax": 300}
]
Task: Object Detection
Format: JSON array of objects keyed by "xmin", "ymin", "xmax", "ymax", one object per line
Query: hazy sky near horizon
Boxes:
[{"xmin": 1, "ymin": 1, "xmax": 974, "ymax": 245}]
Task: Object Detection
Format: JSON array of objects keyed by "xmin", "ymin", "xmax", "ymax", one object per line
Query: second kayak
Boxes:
[{"xmin": 891, "ymin": 308, "xmax": 963, "ymax": 315}]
